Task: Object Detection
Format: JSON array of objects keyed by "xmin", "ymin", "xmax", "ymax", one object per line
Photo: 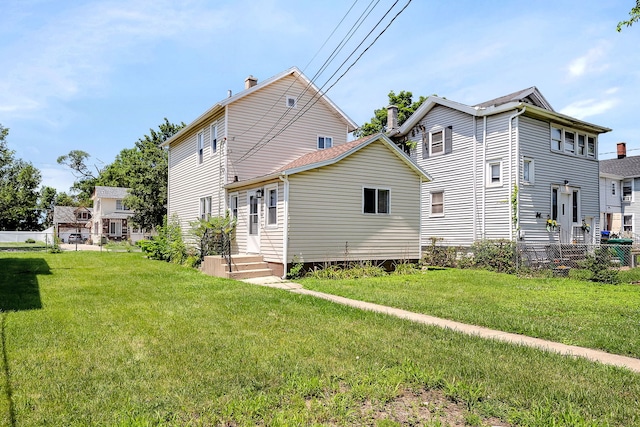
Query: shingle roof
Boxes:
[
  {"xmin": 94, "ymin": 186, "xmax": 129, "ymax": 199},
  {"xmin": 275, "ymin": 137, "xmax": 369, "ymax": 173},
  {"xmin": 52, "ymin": 206, "xmax": 93, "ymax": 223},
  {"xmin": 600, "ymin": 156, "xmax": 640, "ymax": 177},
  {"xmin": 474, "ymin": 86, "xmax": 554, "ymax": 111}
]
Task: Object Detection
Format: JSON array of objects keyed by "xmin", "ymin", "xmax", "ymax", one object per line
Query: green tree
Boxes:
[
  {"xmin": 0, "ymin": 124, "xmax": 43, "ymax": 230},
  {"xmin": 355, "ymin": 90, "xmax": 428, "ymax": 138},
  {"xmin": 56, "ymin": 150, "xmax": 102, "ymax": 204},
  {"xmin": 39, "ymin": 186, "xmax": 58, "ymax": 228},
  {"xmin": 618, "ymin": 0, "xmax": 640, "ymax": 31}
]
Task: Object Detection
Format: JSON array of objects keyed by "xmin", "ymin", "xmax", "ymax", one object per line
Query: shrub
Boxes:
[
  {"xmin": 138, "ymin": 215, "xmax": 186, "ymax": 264},
  {"xmin": 581, "ymin": 247, "xmax": 621, "ymax": 284},
  {"xmin": 189, "ymin": 212, "xmax": 236, "ymax": 265},
  {"xmin": 467, "ymin": 240, "xmax": 516, "ymax": 274},
  {"xmin": 287, "ymin": 255, "xmax": 305, "ymax": 279},
  {"xmin": 308, "ymin": 261, "xmax": 387, "ymax": 279},
  {"xmin": 422, "ymin": 237, "xmax": 458, "ymax": 267},
  {"xmin": 393, "ymin": 261, "xmax": 420, "ymax": 275},
  {"xmin": 25, "ymin": 238, "xmax": 36, "ymax": 244}
]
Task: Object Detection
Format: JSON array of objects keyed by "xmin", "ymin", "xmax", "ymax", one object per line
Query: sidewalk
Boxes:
[{"xmin": 243, "ymin": 276, "xmax": 640, "ymax": 373}]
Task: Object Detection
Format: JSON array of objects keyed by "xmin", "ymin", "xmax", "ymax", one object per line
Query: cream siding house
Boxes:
[
  {"xmin": 224, "ymin": 134, "xmax": 430, "ymax": 277},
  {"xmin": 89, "ymin": 186, "xmax": 149, "ymax": 244},
  {"xmin": 162, "ymin": 67, "xmax": 357, "ymax": 236},
  {"xmin": 388, "ymin": 87, "xmax": 611, "ymax": 246}
]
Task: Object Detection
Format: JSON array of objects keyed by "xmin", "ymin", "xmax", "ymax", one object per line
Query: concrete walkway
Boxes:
[{"xmin": 243, "ymin": 276, "xmax": 640, "ymax": 373}]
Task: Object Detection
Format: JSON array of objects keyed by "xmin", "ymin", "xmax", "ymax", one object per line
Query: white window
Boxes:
[
  {"xmin": 229, "ymin": 194, "xmax": 238, "ymax": 218},
  {"xmin": 199, "ymin": 196, "xmax": 212, "ymax": 220},
  {"xmin": 210, "ymin": 124, "xmax": 217, "ymax": 154},
  {"xmin": 116, "ymin": 200, "xmax": 128, "ymax": 211},
  {"xmin": 266, "ymin": 186, "xmax": 277, "ymax": 226},
  {"xmin": 430, "ymin": 191, "xmax": 444, "ymax": 216},
  {"xmin": 363, "ymin": 188, "xmax": 390, "ymax": 214},
  {"xmin": 318, "ymin": 136, "xmax": 332, "ymax": 149},
  {"xmin": 487, "ymin": 160, "xmax": 502, "ymax": 186},
  {"xmin": 623, "ymin": 179, "xmax": 633, "ymax": 201},
  {"xmin": 564, "ymin": 131, "xmax": 575, "ymax": 154},
  {"xmin": 197, "ymin": 132, "xmax": 204, "ymax": 164},
  {"xmin": 587, "ymin": 136, "xmax": 596, "ymax": 158},
  {"xmin": 430, "ymin": 129, "xmax": 444, "ymax": 156},
  {"xmin": 624, "ymin": 215, "xmax": 633, "ymax": 233},
  {"xmin": 577, "ymin": 135, "xmax": 586, "ymax": 156},
  {"xmin": 551, "ymin": 127, "xmax": 562, "ymax": 151},
  {"xmin": 286, "ymin": 96, "xmax": 297, "ymax": 108},
  {"xmin": 523, "ymin": 157, "xmax": 534, "ymax": 184}
]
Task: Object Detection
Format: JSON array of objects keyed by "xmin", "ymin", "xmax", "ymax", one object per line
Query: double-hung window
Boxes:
[
  {"xmin": 430, "ymin": 191, "xmax": 444, "ymax": 216},
  {"xmin": 197, "ymin": 132, "xmax": 204, "ymax": 164},
  {"xmin": 564, "ymin": 131, "xmax": 575, "ymax": 154},
  {"xmin": 116, "ymin": 200, "xmax": 128, "ymax": 211},
  {"xmin": 623, "ymin": 179, "xmax": 633, "ymax": 201},
  {"xmin": 318, "ymin": 136, "xmax": 332, "ymax": 149},
  {"xmin": 266, "ymin": 187, "xmax": 277, "ymax": 226},
  {"xmin": 363, "ymin": 188, "xmax": 390, "ymax": 214},
  {"xmin": 487, "ymin": 160, "xmax": 502, "ymax": 186},
  {"xmin": 229, "ymin": 194, "xmax": 238, "ymax": 218},
  {"xmin": 624, "ymin": 215, "xmax": 633, "ymax": 233},
  {"xmin": 199, "ymin": 196, "xmax": 212, "ymax": 220},
  {"xmin": 551, "ymin": 127, "xmax": 562, "ymax": 151},
  {"xmin": 210, "ymin": 124, "xmax": 217, "ymax": 154},
  {"xmin": 430, "ymin": 130, "xmax": 444, "ymax": 155},
  {"xmin": 587, "ymin": 136, "xmax": 596, "ymax": 158},
  {"xmin": 550, "ymin": 125, "xmax": 597, "ymax": 159},
  {"xmin": 577, "ymin": 135, "xmax": 586, "ymax": 155},
  {"xmin": 523, "ymin": 157, "xmax": 534, "ymax": 184}
]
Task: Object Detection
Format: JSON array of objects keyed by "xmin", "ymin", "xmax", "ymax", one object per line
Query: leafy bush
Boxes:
[
  {"xmin": 189, "ymin": 212, "xmax": 236, "ymax": 265},
  {"xmin": 138, "ymin": 215, "xmax": 186, "ymax": 264},
  {"xmin": 422, "ymin": 237, "xmax": 458, "ymax": 267},
  {"xmin": 25, "ymin": 238, "xmax": 36, "ymax": 244},
  {"xmin": 581, "ymin": 247, "xmax": 621, "ymax": 284},
  {"xmin": 287, "ymin": 255, "xmax": 305, "ymax": 279},
  {"xmin": 466, "ymin": 240, "xmax": 516, "ymax": 274}
]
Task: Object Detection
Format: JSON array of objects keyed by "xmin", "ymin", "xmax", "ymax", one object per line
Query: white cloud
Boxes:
[
  {"xmin": 559, "ymin": 98, "xmax": 618, "ymax": 120},
  {"xmin": 567, "ymin": 42, "xmax": 610, "ymax": 78}
]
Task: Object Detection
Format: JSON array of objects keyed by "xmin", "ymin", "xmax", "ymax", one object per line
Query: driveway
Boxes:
[{"xmin": 59, "ymin": 243, "xmax": 104, "ymax": 251}]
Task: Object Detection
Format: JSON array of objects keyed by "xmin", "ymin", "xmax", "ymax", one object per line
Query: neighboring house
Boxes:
[
  {"xmin": 387, "ymin": 87, "xmax": 611, "ymax": 246},
  {"xmin": 162, "ymin": 67, "xmax": 431, "ymax": 277},
  {"xmin": 89, "ymin": 186, "xmax": 149, "ymax": 244},
  {"xmin": 52, "ymin": 206, "xmax": 92, "ymax": 243},
  {"xmin": 599, "ymin": 142, "xmax": 639, "ymax": 239}
]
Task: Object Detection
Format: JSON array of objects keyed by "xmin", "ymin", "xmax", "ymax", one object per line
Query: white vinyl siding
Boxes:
[{"xmin": 287, "ymin": 140, "xmax": 421, "ymax": 262}]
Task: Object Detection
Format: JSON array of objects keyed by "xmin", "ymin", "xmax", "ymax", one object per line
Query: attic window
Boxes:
[
  {"xmin": 318, "ymin": 136, "xmax": 332, "ymax": 149},
  {"xmin": 286, "ymin": 96, "xmax": 297, "ymax": 108}
]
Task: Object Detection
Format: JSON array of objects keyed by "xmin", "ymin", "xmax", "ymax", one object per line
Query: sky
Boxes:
[{"xmin": 1, "ymin": 0, "xmax": 639, "ymax": 194}]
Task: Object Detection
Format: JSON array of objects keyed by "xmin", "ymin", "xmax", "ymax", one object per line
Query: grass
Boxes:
[
  {"xmin": 0, "ymin": 242, "xmax": 49, "ymax": 252},
  {"xmin": 0, "ymin": 252, "xmax": 638, "ymax": 426},
  {"xmin": 300, "ymin": 268, "xmax": 640, "ymax": 359}
]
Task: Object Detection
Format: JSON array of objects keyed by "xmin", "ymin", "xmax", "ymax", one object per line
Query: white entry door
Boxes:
[
  {"xmin": 558, "ymin": 190, "xmax": 572, "ymax": 243},
  {"xmin": 247, "ymin": 191, "xmax": 261, "ymax": 253}
]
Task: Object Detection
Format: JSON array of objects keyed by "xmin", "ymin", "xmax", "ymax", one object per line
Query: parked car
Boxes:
[{"xmin": 68, "ymin": 234, "xmax": 85, "ymax": 244}]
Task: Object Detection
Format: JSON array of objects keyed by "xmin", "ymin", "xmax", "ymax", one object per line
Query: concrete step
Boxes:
[
  {"xmin": 227, "ymin": 255, "xmax": 264, "ymax": 264},
  {"xmin": 228, "ymin": 268, "xmax": 274, "ymax": 280},
  {"xmin": 226, "ymin": 261, "xmax": 269, "ymax": 272}
]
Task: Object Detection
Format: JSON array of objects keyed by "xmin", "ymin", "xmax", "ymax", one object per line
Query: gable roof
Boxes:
[
  {"xmin": 393, "ymin": 89, "xmax": 610, "ymax": 138},
  {"xmin": 93, "ymin": 186, "xmax": 129, "ymax": 199},
  {"xmin": 226, "ymin": 134, "xmax": 430, "ymax": 189},
  {"xmin": 161, "ymin": 67, "xmax": 358, "ymax": 147},
  {"xmin": 473, "ymin": 87, "xmax": 554, "ymax": 111},
  {"xmin": 53, "ymin": 206, "xmax": 93, "ymax": 223},
  {"xmin": 600, "ymin": 156, "xmax": 640, "ymax": 178}
]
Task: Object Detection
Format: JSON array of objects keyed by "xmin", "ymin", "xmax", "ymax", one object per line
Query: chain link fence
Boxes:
[{"xmin": 517, "ymin": 242, "xmax": 637, "ymax": 271}]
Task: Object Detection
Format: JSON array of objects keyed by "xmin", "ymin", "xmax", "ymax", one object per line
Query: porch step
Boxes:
[{"xmin": 201, "ymin": 254, "xmax": 274, "ymax": 279}]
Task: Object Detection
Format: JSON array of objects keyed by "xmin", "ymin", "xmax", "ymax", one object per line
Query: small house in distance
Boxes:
[
  {"xmin": 89, "ymin": 186, "xmax": 150, "ymax": 244},
  {"xmin": 52, "ymin": 206, "xmax": 92, "ymax": 243}
]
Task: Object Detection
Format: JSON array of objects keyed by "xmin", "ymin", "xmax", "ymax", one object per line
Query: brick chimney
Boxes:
[
  {"xmin": 387, "ymin": 105, "xmax": 398, "ymax": 132},
  {"xmin": 245, "ymin": 75, "xmax": 258, "ymax": 89},
  {"xmin": 617, "ymin": 142, "xmax": 627, "ymax": 159}
]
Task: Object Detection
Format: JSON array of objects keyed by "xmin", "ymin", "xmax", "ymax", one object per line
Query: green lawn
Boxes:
[
  {"xmin": 300, "ymin": 268, "xmax": 640, "ymax": 359},
  {"xmin": 1, "ymin": 252, "xmax": 639, "ymax": 426}
]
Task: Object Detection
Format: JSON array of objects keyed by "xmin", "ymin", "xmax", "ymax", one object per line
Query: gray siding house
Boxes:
[
  {"xmin": 388, "ymin": 87, "xmax": 611, "ymax": 246},
  {"xmin": 600, "ymin": 142, "xmax": 640, "ymax": 239}
]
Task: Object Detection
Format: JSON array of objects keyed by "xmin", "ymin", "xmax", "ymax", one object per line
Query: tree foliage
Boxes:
[
  {"xmin": 355, "ymin": 90, "xmax": 428, "ymax": 138},
  {"xmin": 617, "ymin": 0, "xmax": 640, "ymax": 31},
  {"xmin": 0, "ymin": 124, "xmax": 43, "ymax": 230}
]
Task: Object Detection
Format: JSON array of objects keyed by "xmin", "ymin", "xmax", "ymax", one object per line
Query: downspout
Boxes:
[
  {"xmin": 472, "ymin": 115, "xmax": 477, "ymax": 241},
  {"xmin": 224, "ymin": 106, "xmax": 229, "ymax": 203},
  {"xmin": 218, "ymin": 137, "xmax": 225, "ymax": 215},
  {"xmin": 419, "ymin": 176, "xmax": 423, "ymax": 256},
  {"xmin": 508, "ymin": 106, "xmax": 526, "ymax": 241},
  {"xmin": 279, "ymin": 174, "xmax": 290, "ymax": 279},
  {"xmin": 482, "ymin": 116, "xmax": 487, "ymax": 238}
]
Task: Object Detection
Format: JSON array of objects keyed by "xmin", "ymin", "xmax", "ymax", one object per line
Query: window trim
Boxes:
[
  {"xmin": 550, "ymin": 124, "xmax": 597, "ymax": 159},
  {"xmin": 229, "ymin": 193, "xmax": 239, "ymax": 219},
  {"xmin": 522, "ymin": 157, "xmax": 534, "ymax": 184},
  {"xmin": 199, "ymin": 196, "xmax": 212, "ymax": 220},
  {"xmin": 486, "ymin": 160, "xmax": 502, "ymax": 187},
  {"xmin": 197, "ymin": 131, "xmax": 204, "ymax": 164},
  {"xmin": 318, "ymin": 136, "xmax": 333, "ymax": 150},
  {"xmin": 362, "ymin": 187, "xmax": 391, "ymax": 215},
  {"xmin": 210, "ymin": 123, "xmax": 218, "ymax": 155},
  {"xmin": 430, "ymin": 191, "xmax": 444, "ymax": 217},
  {"xmin": 429, "ymin": 128, "xmax": 444, "ymax": 156},
  {"xmin": 623, "ymin": 214, "xmax": 634, "ymax": 234},
  {"xmin": 623, "ymin": 179, "xmax": 633, "ymax": 202},
  {"xmin": 265, "ymin": 184, "xmax": 278, "ymax": 227}
]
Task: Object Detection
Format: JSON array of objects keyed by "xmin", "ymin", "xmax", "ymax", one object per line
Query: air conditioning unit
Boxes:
[{"xmin": 623, "ymin": 195, "xmax": 632, "ymax": 202}]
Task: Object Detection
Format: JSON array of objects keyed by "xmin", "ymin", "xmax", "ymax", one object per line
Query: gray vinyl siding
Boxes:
[
  {"xmin": 287, "ymin": 140, "xmax": 421, "ymax": 262},
  {"xmin": 226, "ymin": 74, "xmax": 350, "ymax": 183},
  {"xmin": 625, "ymin": 178, "xmax": 640, "ymax": 236},
  {"xmin": 518, "ymin": 115, "xmax": 600, "ymax": 243}
]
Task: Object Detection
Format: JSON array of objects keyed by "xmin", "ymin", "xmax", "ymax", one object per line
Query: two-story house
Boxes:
[
  {"xmin": 600, "ymin": 142, "xmax": 639, "ymax": 239},
  {"xmin": 89, "ymin": 186, "xmax": 149, "ymax": 244},
  {"xmin": 52, "ymin": 206, "xmax": 92, "ymax": 243},
  {"xmin": 388, "ymin": 87, "xmax": 611, "ymax": 246},
  {"xmin": 163, "ymin": 67, "xmax": 430, "ymax": 277}
]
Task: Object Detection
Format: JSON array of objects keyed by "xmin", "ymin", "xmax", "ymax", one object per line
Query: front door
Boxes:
[
  {"xmin": 558, "ymin": 190, "xmax": 572, "ymax": 243},
  {"xmin": 247, "ymin": 191, "xmax": 261, "ymax": 253}
]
